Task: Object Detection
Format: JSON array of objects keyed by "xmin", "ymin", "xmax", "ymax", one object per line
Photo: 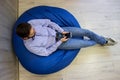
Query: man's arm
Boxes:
[
  {"xmin": 47, "ymin": 20, "xmax": 64, "ymax": 33},
  {"xmin": 28, "ymin": 19, "xmax": 64, "ymax": 33},
  {"xmin": 28, "ymin": 19, "xmax": 48, "ymax": 27},
  {"xmin": 26, "ymin": 40, "xmax": 62, "ymax": 56}
]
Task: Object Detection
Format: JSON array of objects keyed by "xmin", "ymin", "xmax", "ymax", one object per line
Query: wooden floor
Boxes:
[
  {"xmin": 0, "ymin": 0, "xmax": 18, "ymax": 80},
  {"xmin": 19, "ymin": 0, "xmax": 120, "ymax": 80}
]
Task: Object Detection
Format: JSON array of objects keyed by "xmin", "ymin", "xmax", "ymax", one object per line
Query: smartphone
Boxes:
[{"xmin": 64, "ymin": 32, "xmax": 72, "ymax": 38}]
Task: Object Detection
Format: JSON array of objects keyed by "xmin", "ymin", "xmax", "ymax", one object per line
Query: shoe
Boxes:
[{"xmin": 103, "ymin": 38, "xmax": 117, "ymax": 46}]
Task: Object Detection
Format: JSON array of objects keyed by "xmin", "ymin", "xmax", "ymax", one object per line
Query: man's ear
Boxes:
[{"xmin": 23, "ymin": 37, "xmax": 28, "ymax": 40}]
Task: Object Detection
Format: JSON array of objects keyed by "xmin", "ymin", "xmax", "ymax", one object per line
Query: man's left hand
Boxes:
[{"xmin": 62, "ymin": 31, "xmax": 69, "ymax": 35}]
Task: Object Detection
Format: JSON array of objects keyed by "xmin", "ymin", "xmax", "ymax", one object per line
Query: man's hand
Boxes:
[
  {"xmin": 60, "ymin": 36, "xmax": 69, "ymax": 42},
  {"xmin": 62, "ymin": 31, "xmax": 69, "ymax": 35}
]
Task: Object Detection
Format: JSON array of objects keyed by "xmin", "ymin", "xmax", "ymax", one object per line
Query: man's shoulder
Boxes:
[
  {"xmin": 24, "ymin": 36, "xmax": 48, "ymax": 47},
  {"xmin": 28, "ymin": 19, "xmax": 50, "ymax": 23}
]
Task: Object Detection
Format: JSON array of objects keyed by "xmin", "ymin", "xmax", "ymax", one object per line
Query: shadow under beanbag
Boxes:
[{"xmin": 12, "ymin": 6, "xmax": 82, "ymax": 74}]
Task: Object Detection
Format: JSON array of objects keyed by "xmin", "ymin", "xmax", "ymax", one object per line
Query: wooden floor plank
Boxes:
[{"xmin": 19, "ymin": 0, "xmax": 120, "ymax": 80}]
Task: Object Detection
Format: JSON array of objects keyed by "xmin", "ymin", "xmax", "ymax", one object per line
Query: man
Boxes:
[{"xmin": 16, "ymin": 19, "xmax": 116, "ymax": 56}]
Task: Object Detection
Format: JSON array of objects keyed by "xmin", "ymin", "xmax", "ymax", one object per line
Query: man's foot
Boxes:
[{"xmin": 103, "ymin": 38, "xmax": 117, "ymax": 46}]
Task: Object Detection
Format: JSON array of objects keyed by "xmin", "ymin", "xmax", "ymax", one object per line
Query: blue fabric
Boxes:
[{"xmin": 12, "ymin": 6, "xmax": 82, "ymax": 74}]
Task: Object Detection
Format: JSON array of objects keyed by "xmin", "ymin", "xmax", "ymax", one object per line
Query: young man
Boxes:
[{"xmin": 16, "ymin": 19, "xmax": 116, "ymax": 56}]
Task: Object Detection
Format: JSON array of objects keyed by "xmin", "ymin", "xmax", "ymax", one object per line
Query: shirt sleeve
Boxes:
[
  {"xmin": 26, "ymin": 40, "xmax": 62, "ymax": 56},
  {"xmin": 47, "ymin": 20, "xmax": 64, "ymax": 33},
  {"xmin": 28, "ymin": 19, "xmax": 64, "ymax": 33},
  {"xmin": 28, "ymin": 19, "xmax": 48, "ymax": 27}
]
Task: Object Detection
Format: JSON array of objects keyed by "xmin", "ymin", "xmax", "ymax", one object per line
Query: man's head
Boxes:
[{"xmin": 16, "ymin": 23, "xmax": 35, "ymax": 40}]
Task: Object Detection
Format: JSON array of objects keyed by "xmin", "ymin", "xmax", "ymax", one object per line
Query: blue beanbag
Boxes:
[{"xmin": 12, "ymin": 6, "xmax": 82, "ymax": 74}]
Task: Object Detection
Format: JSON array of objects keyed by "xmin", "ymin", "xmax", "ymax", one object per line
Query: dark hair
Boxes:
[{"xmin": 16, "ymin": 23, "xmax": 31, "ymax": 38}]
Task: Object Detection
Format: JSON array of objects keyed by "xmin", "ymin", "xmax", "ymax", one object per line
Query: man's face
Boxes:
[
  {"xmin": 28, "ymin": 27, "xmax": 36, "ymax": 38},
  {"xmin": 23, "ymin": 27, "xmax": 36, "ymax": 40}
]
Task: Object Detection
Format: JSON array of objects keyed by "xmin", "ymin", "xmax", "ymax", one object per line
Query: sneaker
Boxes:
[{"xmin": 104, "ymin": 38, "xmax": 117, "ymax": 46}]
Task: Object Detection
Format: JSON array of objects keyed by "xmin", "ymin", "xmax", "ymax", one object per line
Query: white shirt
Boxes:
[{"xmin": 24, "ymin": 19, "xmax": 64, "ymax": 56}]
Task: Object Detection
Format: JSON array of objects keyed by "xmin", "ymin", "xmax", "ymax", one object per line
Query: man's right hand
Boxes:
[{"xmin": 60, "ymin": 36, "xmax": 69, "ymax": 42}]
